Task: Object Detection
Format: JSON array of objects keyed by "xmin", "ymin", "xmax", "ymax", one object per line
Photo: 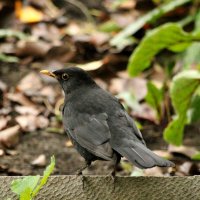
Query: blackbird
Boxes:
[{"xmin": 40, "ymin": 67, "xmax": 175, "ymax": 175}]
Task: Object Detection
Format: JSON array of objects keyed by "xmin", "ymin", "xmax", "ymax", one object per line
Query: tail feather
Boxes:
[{"xmin": 116, "ymin": 142, "xmax": 174, "ymax": 169}]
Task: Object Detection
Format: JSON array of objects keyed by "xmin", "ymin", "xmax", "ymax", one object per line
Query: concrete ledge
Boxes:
[{"xmin": 1, "ymin": 175, "xmax": 200, "ymax": 200}]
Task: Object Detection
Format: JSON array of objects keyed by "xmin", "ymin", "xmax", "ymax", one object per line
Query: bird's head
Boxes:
[{"xmin": 40, "ymin": 67, "xmax": 95, "ymax": 94}]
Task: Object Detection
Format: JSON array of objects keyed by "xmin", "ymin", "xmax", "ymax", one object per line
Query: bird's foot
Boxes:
[
  {"xmin": 109, "ymin": 170, "xmax": 116, "ymax": 192},
  {"xmin": 75, "ymin": 161, "xmax": 91, "ymax": 175},
  {"xmin": 76, "ymin": 169, "xmax": 83, "ymax": 175}
]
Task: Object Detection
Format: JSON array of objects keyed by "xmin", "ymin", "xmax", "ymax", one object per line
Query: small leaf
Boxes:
[
  {"xmin": 10, "ymin": 156, "xmax": 55, "ymax": 200},
  {"xmin": 0, "ymin": 54, "xmax": 19, "ymax": 63},
  {"xmin": 0, "ymin": 29, "xmax": 28, "ymax": 40},
  {"xmin": 11, "ymin": 176, "xmax": 40, "ymax": 198},
  {"xmin": 192, "ymin": 152, "xmax": 200, "ymax": 160},
  {"xmin": 99, "ymin": 20, "xmax": 121, "ymax": 33}
]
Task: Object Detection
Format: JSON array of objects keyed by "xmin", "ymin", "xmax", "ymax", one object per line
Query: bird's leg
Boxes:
[
  {"xmin": 76, "ymin": 160, "xmax": 91, "ymax": 175},
  {"xmin": 110, "ymin": 155, "xmax": 121, "ymax": 178},
  {"xmin": 109, "ymin": 156, "xmax": 120, "ymax": 192}
]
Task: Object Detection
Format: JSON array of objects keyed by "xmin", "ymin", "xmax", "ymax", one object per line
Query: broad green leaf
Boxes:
[
  {"xmin": 168, "ymin": 42, "xmax": 191, "ymax": 53},
  {"xmin": 128, "ymin": 23, "xmax": 200, "ymax": 76},
  {"xmin": 170, "ymin": 70, "xmax": 200, "ymax": 114},
  {"xmin": 187, "ymin": 95, "xmax": 200, "ymax": 123},
  {"xmin": 11, "ymin": 176, "xmax": 40, "ymax": 199},
  {"xmin": 183, "ymin": 42, "xmax": 200, "ymax": 68},
  {"xmin": 164, "ymin": 116, "xmax": 186, "ymax": 146},
  {"xmin": 145, "ymin": 81, "xmax": 163, "ymax": 120},
  {"xmin": 164, "ymin": 70, "xmax": 200, "ymax": 145},
  {"xmin": 110, "ymin": 0, "xmax": 192, "ymax": 47},
  {"xmin": 32, "ymin": 156, "xmax": 55, "ymax": 197},
  {"xmin": 183, "ymin": 11, "xmax": 200, "ymax": 68}
]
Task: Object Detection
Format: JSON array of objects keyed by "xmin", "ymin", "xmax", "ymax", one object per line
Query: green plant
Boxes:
[
  {"xmin": 126, "ymin": 3, "xmax": 200, "ymax": 146},
  {"xmin": 10, "ymin": 156, "xmax": 55, "ymax": 200},
  {"xmin": 110, "ymin": 0, "xmax": 192, "ymax": 49}
]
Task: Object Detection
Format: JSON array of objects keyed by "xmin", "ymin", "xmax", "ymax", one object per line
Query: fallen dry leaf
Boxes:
[
  {"xmin": 179, "ymin": 162, "xmax": 193, "ymax": 175},
  {"xmin": 15, "ymin": 2, "xmax": 43, "ymax": 23},
  {"xmin": 0, "ymin": 116, "xmax": 10, "ymax": 131},
  {"xmin": 16, "ymin": 41, "xmax": 51, "ymax": 57},
  {"xmin": 7, "ymin": 92, "xmax": 35, "ymax": 107},
  {"xmin": 131, "ymin": 103, "xmax": 157, "ymax": 123},
  {"xmin": 144, "ymin": 167, "xmax": 163, "ymax": 176},
  {"xmin": 31, "ymin": 154, "xmax": 46, "ymax": 167},
  {"xmin": 0, "ymin": 149, "xmax": 4, "ymax": 156},
  {"xmin": 17, "ymin": 72, "xmax": 43, "ymax": 93},
  {"xmin": 0, "ymin": 80, "xmax": 7, "ymax": 92},
  {"xmin": 168, "ymin": 145, "xmax": 199, "ymax": 159},
  {"xmin": 39, "ymin": 86, "xmax": 57, "ymax": 104},
  {"xmin": 77, "ymin": 60, "xmax": 103, "ymax": 71},
  {"xmin": 65, "ymin": 140, "xmax": 73, "ymax": 147},
  {"xmin": 153, "ymin": 150, "xmax": 173, "ymax": 160},
  {"xmin": 91, "ymin": 32, "xmax": 110, "ymax": 46},
  {"xmin": 0, "ymin": 125, "xmax": 20, "ymax": 148},
  {"xmin": 36, "ymin": 115, "xmax": 49, "ymax": 129},
  {"xmin": 109, "ymin": 75, "xmax": 147, "ymax": 100},
  {"xmin": 16, "ymin": 115, "xmax": 49, "ymax": 132},
  {"xmin": 15, "ymin": 105, "xmax": 40, "ymax": 116}
]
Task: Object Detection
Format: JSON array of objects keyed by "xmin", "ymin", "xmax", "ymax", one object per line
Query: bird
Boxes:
[{"xmin": 40, "ymin": 67, "xmax": 175, "ymax": 175}]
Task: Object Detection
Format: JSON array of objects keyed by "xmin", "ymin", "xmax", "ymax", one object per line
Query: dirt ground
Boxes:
[{"xmin": 0, "ymin": 64, "xmax": 200, "ymax": 177}]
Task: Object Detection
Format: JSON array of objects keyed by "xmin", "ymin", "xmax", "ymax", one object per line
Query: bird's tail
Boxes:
[{"xmin": 116, "ymin": 142, "xmax": 174, "ymax": 169}]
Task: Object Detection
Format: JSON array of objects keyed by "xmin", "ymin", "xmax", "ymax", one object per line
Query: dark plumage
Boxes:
[{"xmin": 41, "ymin": 67, "xmax": 175, "ymax": 175}]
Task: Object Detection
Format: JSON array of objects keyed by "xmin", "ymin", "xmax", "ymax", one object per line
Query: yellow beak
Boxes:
[{"xmin": 40, "ymin": 70, "xmax": 57, "ymax": 78}]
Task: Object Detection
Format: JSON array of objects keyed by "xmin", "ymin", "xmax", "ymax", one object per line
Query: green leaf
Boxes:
[
  {"xmin": 187, "ymin": 94, "xmax": 200, "ymax": 123},
  {"xmin": 110, "ymin": 0, "xmax": 192, "ymax": 47},
  {"xmin": 145, "ymin": 81, "xmax": 164, "ymax": 120},
  {"xmin": 192, "ymin": 152, "xmax": 200, "ymax": 160},
  {"xmin": 0, "ymin": 53, "xmax": 19, "ymax": 63},
  {"xmin": 0, "ymin": 29, "xmax": 28, "ymax": 40},
  {"xmin": 11, "ymin": 176, "xmax": 40, "ymax": 200},
  {"xmin": 128, "ymin": 23, "xmax": 200, "ymax": 76},
  {"xmin": 99, "ymin": 20, "xmax": 121, "ymax": 33},
  {"xmin": 168, "ymin": 42, "xmax": 191, "ymax": 53},
  {"xmin": 183, "ymin": 42, "xmax": 200, "ymax": 68},
  {"xmin": 117, "ymin": 91, "xmax": 140, "ymax": 110},
  {"xmin": 32, "ymin": 156, "xmax": 55, "ymax": 197},
  {"xmin": 164, "ymin": 116, "xmax": 186, "ymax": 146},
  {"xmin": 164, "ymin": 70, "xmax": 200, "ymax": 145},
  {"xmin": 20, "ymin": 188, "xmax": 32, "ymax": 200},
  {"xmin": 10, "ymin": 156, "xmax": 55, "ymax": 200},
  {"xmin": 182, "ymin": 10, "xmax": 200, "ymax": 68}
]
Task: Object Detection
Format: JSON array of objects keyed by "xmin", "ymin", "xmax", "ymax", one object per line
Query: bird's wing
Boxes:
[
  {"xmin": 66, "ymin": 113, "xmax": 113, "ymax": 161},
  {"xmin": 124, "ymin": 112, "xmax": 146, "ymax": 146}
]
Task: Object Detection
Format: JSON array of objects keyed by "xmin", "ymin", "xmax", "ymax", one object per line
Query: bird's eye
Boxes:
[{"xmin": 62, "ymin": 73, "xmax": 69, "ymax": 80}]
